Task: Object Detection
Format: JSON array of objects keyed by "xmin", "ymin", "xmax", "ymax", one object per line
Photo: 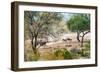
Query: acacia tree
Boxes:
[
  {"xmin": 24, "ymin": 11, "xmax": 63, "ymax": 54},
  {"xmin": 67, "ymin": 14, "xmax": 90, "ymax": 47}
]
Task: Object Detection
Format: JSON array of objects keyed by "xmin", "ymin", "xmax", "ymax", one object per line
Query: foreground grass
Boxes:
[{"xmin": 24, "ymin": 42, "xmax": 90, "ymax": 61}]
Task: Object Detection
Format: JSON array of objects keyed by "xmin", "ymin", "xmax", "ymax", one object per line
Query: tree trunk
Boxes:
[
  {"xmin": 31, "ymin": 35, "xmax": 37, "ymax": 54},
  {"xmin": 81, "ymin": 35, "xmax": 84, "ymax": 47},
  {"xmin": 34, "ymin": 35, "xmax": 37, "ymax": 50},
  {"xmin": 77, "ymin": 31, "xmax": 80, "ymax": 42},
  {"xmin": 80, "ymin": 31, "xmax": 90, "ymax": 47}
]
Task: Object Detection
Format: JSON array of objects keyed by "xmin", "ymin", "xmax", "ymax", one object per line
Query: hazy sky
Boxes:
[{"xmin": 61, "ymin": 13, "xmax": 73, "ymax": 21}]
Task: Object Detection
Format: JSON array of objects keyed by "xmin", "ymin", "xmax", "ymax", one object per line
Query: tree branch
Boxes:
[{"xmin": 83, "ymin": 30, "xmax": 90, "ymax": 36}]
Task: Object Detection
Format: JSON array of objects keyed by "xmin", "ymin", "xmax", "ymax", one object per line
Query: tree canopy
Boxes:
[
  {"xmin": 67, "ymin": 13, "xmax": 90, "ymax": 46},
  {"xmin": 24, "ymin": 11, "xmax": 63, "ymax": 54},
  {"xmin": 24, "ymin": 11, "xmax": 63, "ymax": 39},
  {"xmin": 67, "ymin": 14, "xmax": 90, "ymax": 32}
]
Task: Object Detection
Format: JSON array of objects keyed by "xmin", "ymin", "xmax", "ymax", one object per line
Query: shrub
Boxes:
[
  {"xmin": 70, "ymin": 48, "xmax": 81, "ymax": 59},
  {"xmin": 53, "ymin": 49, "xmax": 64, "ymax": 60},
  {"xmin": 79, "ymin": 42, "xmax": 90, "ymax": 58},
  {"xmin": 53, "ymin": 48, "xmax": 72, "ymax": 60},
  {"xmin": 63, "ymin": 49, "xmax": 73, "ymax": 59},
  {"xmin": 54, "ymin": 49, "xmax": 63, "ymax": 57}
]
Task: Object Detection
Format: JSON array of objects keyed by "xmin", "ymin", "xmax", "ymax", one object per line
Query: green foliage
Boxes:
[
  {"xmin": 67, "ymin": 14, "xmax": 90, "ymax": 32},
  {"xmin": 63, "ymin": 49, "xmax": 72, "ymax": 59},
  {"xmin": 54, "ymin": 49, "xmax": 63, "ymax": 57},
  {"xmin": 78, "ymin": 42, "xmax": 90, "ymax": 58},
  {"xmin": 70, "ymin": 48, "xmax": 81, "ymax": 59},
  {"xmin": 53, "ymin": 48, "xmax": 72, "ymax": 59},
  {"xmin": 84, "ymin": 41, "xmax": 90, "ymax": 50},
  {"xmin": 67, "ymin": 14, "xmax": 90, "ymax": 47},
  {"xmin": 69, "ymin": 41, "xmax": 90, "ymax": 59}
]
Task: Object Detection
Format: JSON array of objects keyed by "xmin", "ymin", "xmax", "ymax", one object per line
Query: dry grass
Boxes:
[{"xmin": 24, "ymin": 33, "xmax": 90, "ymax": 61}]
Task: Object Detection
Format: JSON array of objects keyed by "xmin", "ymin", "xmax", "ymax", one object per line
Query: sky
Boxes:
[{"xmin": 61, "ymin": 13, "xmax": 73, "ymax": 21}]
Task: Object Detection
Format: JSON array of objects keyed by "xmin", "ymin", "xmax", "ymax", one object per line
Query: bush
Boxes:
[
  {"xmin": 79, "ymin": 42, "xmax": 90, "ymax": 58},
  {"xmin": 53, "ymin": 49, "xmax": 64, "ymax": 60},
  {"xmin": 53, "ymin": 48, "xmax": 72, "ymax": 60},
  {"xmin": 63, "ymin": 49, "xmax": 72, "ymax": 59},
  {"xmin": 54, "ymin": 49, "xmax": 63, "ymax": 57},
  {"xmin": 70, "ymin": 48, "xmax": 81, "ymax": 59}
]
